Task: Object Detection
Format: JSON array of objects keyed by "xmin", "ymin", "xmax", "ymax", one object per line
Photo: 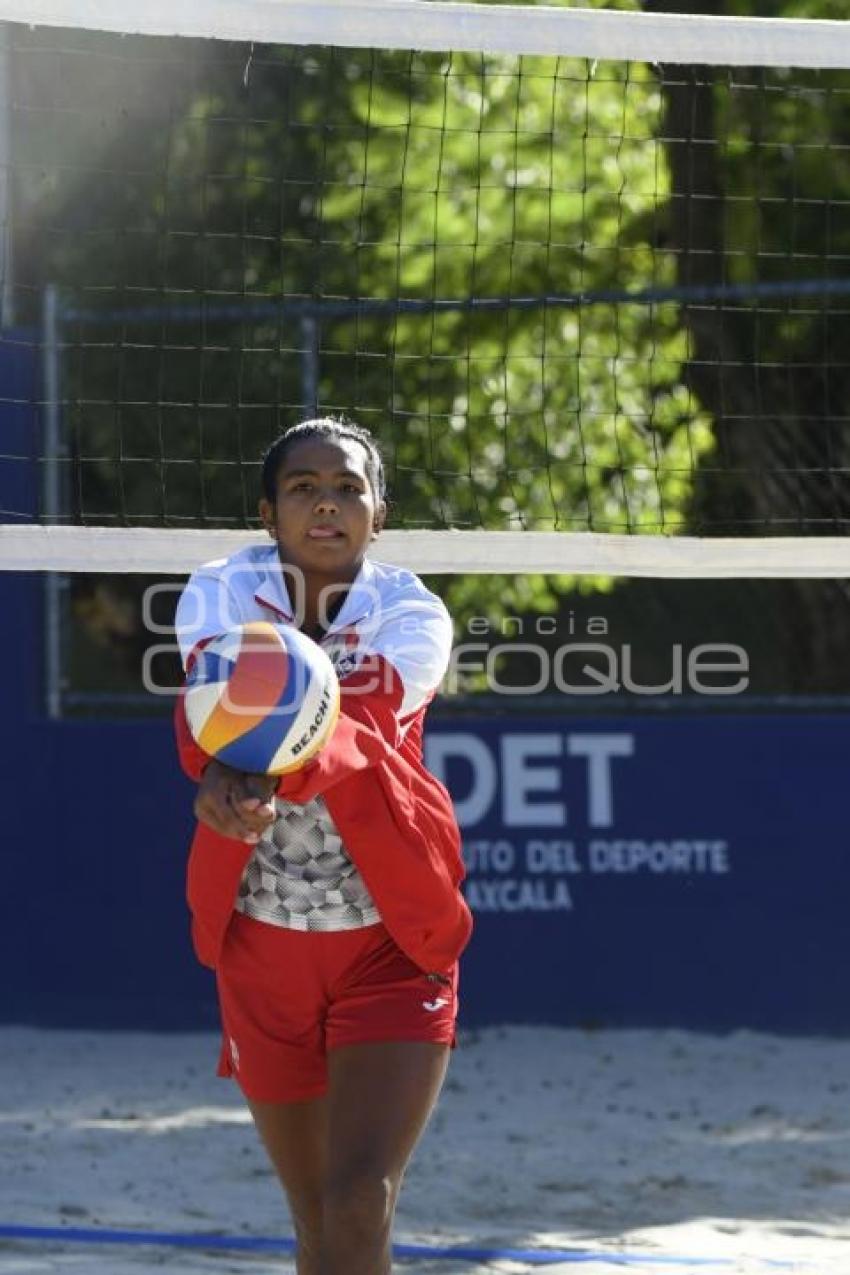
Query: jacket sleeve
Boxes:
[{"xmin": 276, "ymin": 593, "xmax": 453, "ymax": 802}]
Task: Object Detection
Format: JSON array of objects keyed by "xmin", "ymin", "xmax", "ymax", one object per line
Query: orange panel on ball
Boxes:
[{"xmin": 197, "ymin": 624, "xmax": 290, "ymax": 756}]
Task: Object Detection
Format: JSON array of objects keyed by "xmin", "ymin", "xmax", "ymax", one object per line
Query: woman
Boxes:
[{"xmin": 173, "ymin": 417, "xmax": 472, "ymax": 1275}]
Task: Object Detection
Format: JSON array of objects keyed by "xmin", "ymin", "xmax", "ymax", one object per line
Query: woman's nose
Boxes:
[{"xmin": 313, "ymin": 489, "xmax": 339, "ymax": 512}]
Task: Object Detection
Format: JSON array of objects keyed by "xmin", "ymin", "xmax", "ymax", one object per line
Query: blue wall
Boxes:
[
  {"xmin": 1, "ymin": 573, "xmax": 213, "ymax": 1028},
  {"xmin": 3, "ymin": 569, "xmax": 850, "ymax": 1033},
  {"xmin": 425, "ymin": 716, "xmax": 850, "ymax": 1033}
]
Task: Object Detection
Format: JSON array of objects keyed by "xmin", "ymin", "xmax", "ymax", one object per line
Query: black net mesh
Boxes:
[{"xmin": 3, "ymin": 26, "xmax": 850, "ymax": 534}]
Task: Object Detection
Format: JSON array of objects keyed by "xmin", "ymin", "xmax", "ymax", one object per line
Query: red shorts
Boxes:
[{"xmin": 215, "ymin": 912, "xmax": 459, "ymax": 1103}]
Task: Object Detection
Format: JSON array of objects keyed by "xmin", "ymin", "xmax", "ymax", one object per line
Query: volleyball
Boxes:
[{"xmin": 184, "ymin": 622, "xmax": 340, "ymax": 775}]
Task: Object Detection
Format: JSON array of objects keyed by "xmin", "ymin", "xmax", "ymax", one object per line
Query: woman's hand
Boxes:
[{"xmin": 194, "ymin": 760, "xmax": 278, "ymax": 843}]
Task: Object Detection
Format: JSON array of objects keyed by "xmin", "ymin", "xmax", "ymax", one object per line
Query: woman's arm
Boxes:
[
  {"xmin": 174, "ymin": 584, "xmax": 453, "ymax": 812},
  {"xmin": 193, "ymin": 760, "xmax": 277, "ymax": 844},
  {"xmin": 274, "ymin": 595, "xmax": 453, "ymax": 802}
]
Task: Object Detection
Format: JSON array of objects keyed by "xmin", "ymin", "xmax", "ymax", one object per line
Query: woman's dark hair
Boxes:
[{"xmin": 261, "ymin": 417, "xmax": 386, "ymax": 505}]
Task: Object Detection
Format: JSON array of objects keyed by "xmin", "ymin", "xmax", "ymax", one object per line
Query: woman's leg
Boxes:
[
  {"xmin": 320, "ymin": 1040, "xmax": 451, "ymax": 1275},
  {"xmin": 248, "ymin": 1094, "xmax": 328, "ymax": 1275}
]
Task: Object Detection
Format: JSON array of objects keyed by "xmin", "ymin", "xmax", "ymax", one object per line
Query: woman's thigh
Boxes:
[
  {"xmin": 248, "ymin": 1093, "xmax": 328, "ymax": 1211},
  {"xmin": 246, "ymin": 1040, "xmax": 449, "ymax": 1218},
  {"xmin": 325, "ymin": 1040, "xmax": 451, "ymax": 1185}
]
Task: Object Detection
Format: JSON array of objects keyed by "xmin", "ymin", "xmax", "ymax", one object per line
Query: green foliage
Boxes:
[{"xmin": 319, "ymin": 50, "xmax": 708, "ymax": 532}]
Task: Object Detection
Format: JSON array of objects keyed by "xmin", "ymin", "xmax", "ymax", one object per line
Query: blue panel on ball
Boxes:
[{"xmin": 186, "ymin": 648, "xmax": 233, "ymax": 689}]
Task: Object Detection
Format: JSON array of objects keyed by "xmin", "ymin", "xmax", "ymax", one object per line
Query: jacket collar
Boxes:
[{"xmin": 253, "ymin": 545, "xmax": 379, "ymax": 635}]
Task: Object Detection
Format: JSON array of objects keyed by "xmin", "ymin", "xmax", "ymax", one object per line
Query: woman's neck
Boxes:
[
  {"xmin": 301, "ymin": 588, "xmax": 345, "ymax": 639},
  {"xmin": 282, "ymin": 562, "xmax": 360, "ymax": 637}
]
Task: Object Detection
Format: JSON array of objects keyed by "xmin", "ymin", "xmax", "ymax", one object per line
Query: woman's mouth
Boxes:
[{"xmin": 307, "ymin": 526, "xmax": 346, "ymax": 540}]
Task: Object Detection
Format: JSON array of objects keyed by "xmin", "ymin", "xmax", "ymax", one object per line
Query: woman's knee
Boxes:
[{"xmin": 323, "ymin": 1163, "xmax": 400, "ymax": 1238}]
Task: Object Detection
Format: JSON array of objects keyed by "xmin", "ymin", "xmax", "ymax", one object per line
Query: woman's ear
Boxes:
[
  {"xmin": 371, "ymin": 500, "xmax": 387, "ymax": 539},
  {"xmin": 258, "ymin": 497, "xmax": 277, "ymax": 539}
]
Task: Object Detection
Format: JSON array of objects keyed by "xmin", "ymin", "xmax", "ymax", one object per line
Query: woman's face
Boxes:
[{"xmin": 259, "ymin": 435, "xmax": 385, "ymax": 580}]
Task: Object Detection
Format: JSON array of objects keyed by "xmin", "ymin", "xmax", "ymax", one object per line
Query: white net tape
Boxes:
[
  {"xmin": 3, "ymin": 525, "xmax": 849, "ymax": 577},
  {"xmin": 0, "ymin": 1, "xmax": 846, "ymax": 69}
]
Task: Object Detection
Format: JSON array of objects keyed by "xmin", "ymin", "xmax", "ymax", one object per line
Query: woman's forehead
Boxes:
[{"xmin": 281, "ymin": 435, "xmax": 368, "ymax": 474}]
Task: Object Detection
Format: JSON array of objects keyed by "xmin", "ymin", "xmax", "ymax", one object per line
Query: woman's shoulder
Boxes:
[
  {"xmin": 187, "ymin": 541, "xmax": 277, "ymax": 591},
  {"xmin": 366, "ymin": 557, "xmax": 450, "ymax": 619}
]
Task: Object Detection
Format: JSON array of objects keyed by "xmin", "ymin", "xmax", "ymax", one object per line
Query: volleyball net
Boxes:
[{"xmin": 0, "ymin": 1, "xmax": 849, "ymax": 576}]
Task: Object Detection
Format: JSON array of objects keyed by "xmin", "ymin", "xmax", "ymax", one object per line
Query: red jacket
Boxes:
[{"xmin": 173, "ymin": 549, "xmax": 473, "ymax": 975}]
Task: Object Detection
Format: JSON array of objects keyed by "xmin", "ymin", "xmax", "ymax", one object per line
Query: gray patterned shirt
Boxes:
[{"xmin": 235, "ymin": 795, "xmax": 380, "ymax": 931}]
